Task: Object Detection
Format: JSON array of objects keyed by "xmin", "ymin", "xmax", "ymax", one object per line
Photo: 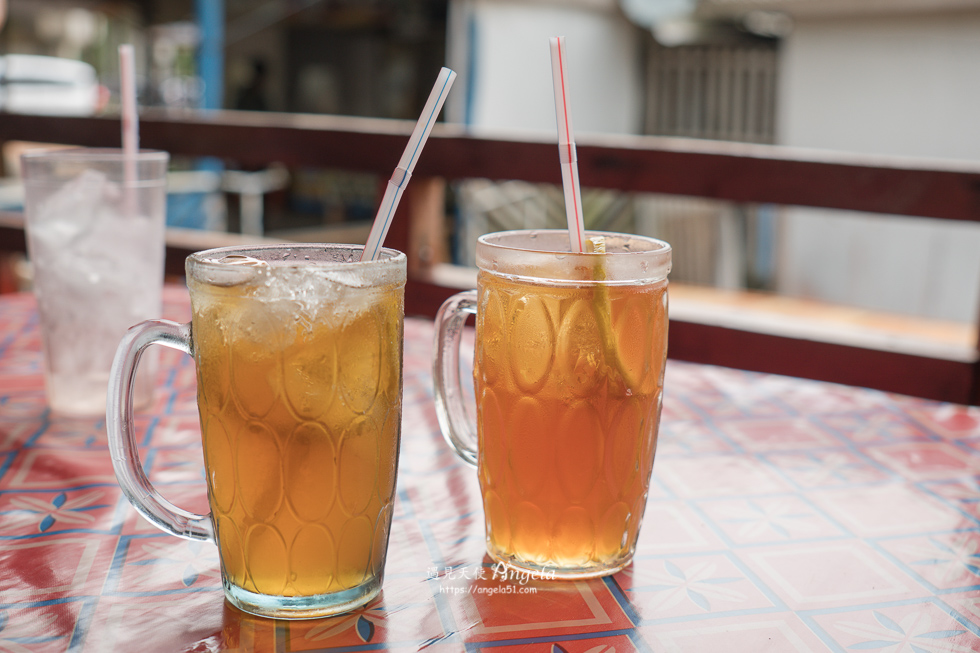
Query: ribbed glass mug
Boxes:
[
  {"xmin": 434, "ymin": 230, "xmax": 671, "ymax": 579},
  {"xmin": 107, "ymin": 244, "xmax": 406, "ymax": 618}
]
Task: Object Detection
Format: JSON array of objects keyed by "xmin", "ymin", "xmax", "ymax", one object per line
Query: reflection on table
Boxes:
[{"xmin": 2, "ymin": 286, "xmax": 980, "ymax": 651}]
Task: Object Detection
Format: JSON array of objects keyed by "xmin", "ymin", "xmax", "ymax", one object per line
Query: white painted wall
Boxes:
[
  {"xmin": 445, "ymin": 0, "xmax": 642, "ymax": 135},
  {"xmin": 776, "ymin": 11, "xmax": 980, "ymax": 322}
]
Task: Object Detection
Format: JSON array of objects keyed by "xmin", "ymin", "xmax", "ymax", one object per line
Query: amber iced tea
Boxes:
[
  {"xmin": 107, "ymin": 244, "xmax": 406, "ymax": 620},
  {"xmin": 434, "ymin": 230, "xmax": 671, "ymax": 579},
  {"xmin": 476, "ymin": 272, "xmax": 667, "ymax": 575},
  {"xmin": 188, "ymin": 250, "xmax": 404, "ymax": 615}
]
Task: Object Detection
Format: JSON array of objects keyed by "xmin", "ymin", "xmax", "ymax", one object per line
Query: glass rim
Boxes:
[
  {"xmin": 186, "ymin": 243, "xmax": 406, "ymax": 282},
  {"xmin": 20, "ymin": 147, "xmax": 169, "ymax": 164},
  {"xmin": 477, "ymin": 229, "xmax": 671, "ymax": 256},
  {"xmin": 475, "ymin": 229, "xmax": 672, "ymax": 284},
  {"xmin": 185, "ymin": 244, "xmax": 407, "ymax": 290},
  {"xmin": 188, "ymin": 243, "xmax": 404, "ymax": 265}
]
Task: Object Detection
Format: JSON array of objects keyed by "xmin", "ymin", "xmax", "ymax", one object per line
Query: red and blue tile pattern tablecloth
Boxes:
[{"xmin": 2, "ymin": 287, "xmax": 980, "ymax": 651}]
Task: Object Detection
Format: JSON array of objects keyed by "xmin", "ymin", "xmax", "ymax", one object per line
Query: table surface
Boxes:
[{"xmin": 3, "ymin": 287, "xmax": 980, "ymax": 652}]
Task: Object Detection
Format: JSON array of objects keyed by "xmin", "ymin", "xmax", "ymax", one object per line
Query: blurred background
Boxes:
[{"xmin": 1, "ymin": 0, "xmax": 979, "ymax": 326}]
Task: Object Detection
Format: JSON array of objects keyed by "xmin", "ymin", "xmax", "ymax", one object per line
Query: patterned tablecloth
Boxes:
[{"xmin": 2, "ymin": 286, "xmax": 980, "ymax": 652}]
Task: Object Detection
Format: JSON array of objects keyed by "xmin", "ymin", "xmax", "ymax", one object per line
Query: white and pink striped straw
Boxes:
[
  {"xmin": 549, "ymin": 36, "xmax": 586, "ymax": 254},
  {"xmin": 118, "ymin": 44, "xmax": 139, "ymax": 212},
  {"xmin": 360, "ymin": 67, "xmax": 457, "ymax": 262}
]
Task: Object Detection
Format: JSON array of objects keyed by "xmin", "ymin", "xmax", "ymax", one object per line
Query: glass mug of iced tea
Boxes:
[
  {"xmin": 107, "ymin": 244, "xmax": 406, "ymax": 618},
  {"xmin": 433, "ymin": 230, "xmax": 670, "ymax": 579}
]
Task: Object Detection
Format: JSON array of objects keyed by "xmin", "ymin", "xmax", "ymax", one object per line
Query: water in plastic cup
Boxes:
[{"xmin": 21, "ymin": 148, "xmax": 168, "ymax": 416}]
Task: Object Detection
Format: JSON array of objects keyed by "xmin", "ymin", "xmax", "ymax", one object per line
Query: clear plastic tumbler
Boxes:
[{"xmin": 21, "ymin": 148, "xmax": 168, "ymax": 416}]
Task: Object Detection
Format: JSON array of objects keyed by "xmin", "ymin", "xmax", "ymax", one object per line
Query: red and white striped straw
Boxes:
[
  {"xmin": 118, "ymin": 44, "xmax": 139, "ymax": 210},
  {"xmin": 549, "ymin": 36, "xmax": 586, "ymax": 254}
]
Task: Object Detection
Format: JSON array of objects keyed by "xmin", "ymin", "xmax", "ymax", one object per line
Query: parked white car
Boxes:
[{"xmin": 0, "ymin": 54, "xmax": 98, "ymax": 115}]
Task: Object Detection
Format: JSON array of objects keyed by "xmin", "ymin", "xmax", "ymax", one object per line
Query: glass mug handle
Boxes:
[
  {"xmin": 432, "ymin": 290, "xmax": 479, "ymax": 467},
  {"xmin": 106, "ymin": 320, "xmax": 214, "ymax": 542}
]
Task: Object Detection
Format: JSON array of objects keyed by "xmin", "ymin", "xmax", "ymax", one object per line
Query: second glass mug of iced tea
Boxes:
[
  {"xmin": 434, "ymin": 230, "xmax": 671, "ymax": 579},
  {"xmin": 107, "ymin": 244, "xmax": 406, "ymax": 618}
]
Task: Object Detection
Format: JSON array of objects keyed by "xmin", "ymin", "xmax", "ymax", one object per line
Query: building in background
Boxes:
[
  {"xmin": 2, "ymin": 0, "xmax": 978, "ymax": 322},
  {"xmin": 445, "ymin": 0, "xmax": 778, "ymax": 291},
  {"xmin": 449, "ymin": 0, "xmax": 980, "ymax": 322},
  {"xmin": 0, "ymin": 0, "xmax": 448, "ymax": 233},
  {"xmin": 701, "ymin": 0, "xmax": 980, "ymax": 322},
  {"xmin": 445, "ymin": 0, "xmax": 641, "ymax": 134}
]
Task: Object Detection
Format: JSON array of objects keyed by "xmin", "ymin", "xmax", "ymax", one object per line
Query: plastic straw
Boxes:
[
  {"xmin": 549, "ymin": 36, "xmax": 586, "ymax": 254},
  {"xmin": 360, "ymin": 67, "xmax": 457, "ymax": 262},
  {"xmin": 118, "ymin": 44, "xmax": 139, "ymax": 211}
]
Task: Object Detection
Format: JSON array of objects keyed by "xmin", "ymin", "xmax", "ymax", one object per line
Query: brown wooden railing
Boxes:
[{"xmin": 1, "ymin": 110, "xmax": 979, "ymax": 404}]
